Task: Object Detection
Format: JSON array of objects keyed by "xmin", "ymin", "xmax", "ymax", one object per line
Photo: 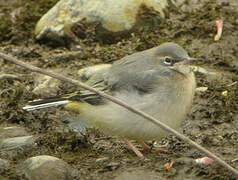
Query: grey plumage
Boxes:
[{"xmin": 23, "ymin": 42, "xmax": 197, "ymax": 141}]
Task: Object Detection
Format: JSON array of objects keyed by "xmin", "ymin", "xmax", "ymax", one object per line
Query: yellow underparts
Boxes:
[{"xmin": 64, "ymin": 101, "xmax": 85, "ymax": 113}]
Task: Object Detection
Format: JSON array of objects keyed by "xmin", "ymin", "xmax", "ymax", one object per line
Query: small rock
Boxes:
[
  {"xmin": 196, "ymin": 87, "xmax": 208, "ymax": 92},
  {"xmin": 35, "ymin": 0, "xmax": 168, "ymax": 43},
  {"xmin": 0, "ymin": 158, "xmax": 10, "ymax": 168},
  {"xmin": 68, "ymin": 115, "xmax": 90, "ymax": 135},
  {"xmin": 74, "ymin": 45, "xmax": 83, "ymax": 51},
  {"xmin": 21, "ymin": 155, "xmax": 73, "ymax": 180},
  {"xmin": 105, "ymin": 162, "xmax": 120, "ymax": 170},
  {"xmin": 0, "ymin": 136, "xmax": 35, "ymax": 150},
  {"xmin": 96, "ymin": 157, "xmax": 109, "ymax": 163},
  {"xmin": 221, "ymin": 90, "xmax": 228, "ymax": 96},
  {"xmin": 93, "ymin": 140, "xmax": 112, "ymax": 151},
  {"xmin": 0, "ymin": 126, "xmax": 29, "ymax": 139}
]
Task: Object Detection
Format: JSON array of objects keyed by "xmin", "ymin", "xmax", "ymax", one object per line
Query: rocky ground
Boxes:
[{"xmin": 0, "ymin": 0, "xmax": 238, "ymax": 179}]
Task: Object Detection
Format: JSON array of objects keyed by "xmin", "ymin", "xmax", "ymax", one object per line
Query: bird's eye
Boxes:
[{"xmin": 164, "ymin": 57, "xmax": 173, "ymax": 65}]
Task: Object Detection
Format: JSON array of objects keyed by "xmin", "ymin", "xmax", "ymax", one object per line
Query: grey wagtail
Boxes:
[{"xmin": 23, "ymin": 42, "xmax": 198, "ymax": 158}]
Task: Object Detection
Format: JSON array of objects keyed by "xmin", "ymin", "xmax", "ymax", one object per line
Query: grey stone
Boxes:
[
  {"xmin": 0, "ymin": 158, "xmax": 10, "ymax": 168},
  {"xmin": 93, "ymin": 140, "xmax": 112, "ymax": 151},
  {"xmin": 35, "ymin": 0, "xmax": 168, "ymax": 42},
  {"xmin": 105, "ymin": 162, "xmax": 120, "ymax": 170},
  {"xmin": 95, "ymin": 157, "xmax": 109, "ymax": 163},
  {"xmin": 68, "ymin": 115, "xmax": 90, "ymax": 135},
  {"xmin": 0, "ymin": 136, "xmax": 35, "ymax": 151},
  {"xmin": 0, "ymin": 126, "xmax": 28, "ymax": 139},
  {"xmin": 21, "ymin": 155, "xmax": 72, "ymax": 180},
  {"xmin": 195, "ymin": 87, "xmax": 208, "ymax": 92}
]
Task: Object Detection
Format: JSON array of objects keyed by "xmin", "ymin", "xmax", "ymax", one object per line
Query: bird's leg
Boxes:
[
  {"xmin": 138, "ymin": 140, "xmax": 169, "ymax": 154},
  {"xmin": 138, "ymin": 140, "xmax": 152, "ymax": 151},
  {"xmin": 123, "ymin": 137, "xmax": 144, "ymax": 159}
]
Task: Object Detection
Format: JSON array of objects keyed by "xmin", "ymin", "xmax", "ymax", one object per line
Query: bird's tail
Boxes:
[
  {"xmin": 22, "ymin": 90, "xmax": 100, "ymax": 112},
  {"xmin": 23, "ymin": 96, "xmax": 70, "ymax": 112}
]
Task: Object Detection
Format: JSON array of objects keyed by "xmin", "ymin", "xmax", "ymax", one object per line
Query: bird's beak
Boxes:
[
  {"xmin": 186, "ymin": 57, "xmax": 199, "ymax": 62},
  {"xmin": 176, "ymin": 57, "xmax": 204, "ymax": 65},
  {"xmin": 170, "ymin": 57, "xmax": 204, "ymax": 75}
]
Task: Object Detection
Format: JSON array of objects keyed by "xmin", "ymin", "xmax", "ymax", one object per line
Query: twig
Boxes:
[
  {"xmin": 0, "ymin": 51, "xmax": 238, "ymax": 177},
  {"xmin": 231, "ymin": 158, "xmax": 238, "ymax": 163},
  {"xmin": 225, "ymin": 81, "xmax": 237, "ymax": 87},
  {"xmin": 0, "ymin": 73, "xmax": 21, "ymax": 80}
]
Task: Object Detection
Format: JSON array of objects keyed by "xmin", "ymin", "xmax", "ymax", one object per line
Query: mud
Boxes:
[{"xmin": 0, "ymin": 0, "xmax": 237, "ymax": 179}]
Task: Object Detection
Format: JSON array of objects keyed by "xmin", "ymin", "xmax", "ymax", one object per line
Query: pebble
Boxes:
[
  {"xmin": 0, "ymin": 136, "xmax": 35, "ymax": 151},
  {"xmin": 0, "ymin": 126, "xmax": 29, "ymax": 139},
  {"xmin": 0, "ymin": 158, "xmax": 10, "ymax": 168},
  {"xmin": 68, "ymin": 115, "xmax": 90, "ymax": 135},
  {"xmin": 105, "ymin": 162, "xmax": 120, "ymax": 170},
  {"xmin": 35, "ymin": 0, "xmax": 168, "ymax": 43},
  {"xmin": 21, "ymin": 155, "xmax": 73, "ymax": 180},
  {"xmin": 196, "ymin": 87, "xmax": 208, "ymax": 92},
  {"xmin": 96, "ymin": 157, "xmax": 109, "ymax": 163},
  {"xmin": 221, "ymin": 90, "xmax": 228, "ymax": 96},
  {"xmin": 93, "ymin": 140, "xmax": 112, "ymax": 151}
]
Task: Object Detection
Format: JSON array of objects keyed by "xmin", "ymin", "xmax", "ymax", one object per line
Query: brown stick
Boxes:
[
  {"xmin": 123, "ymin": 138, "xmax": 144, "ymax": 158},
  {"xmin": 0, "ymin": 51, "xmax": 237, "ymax": 177}
]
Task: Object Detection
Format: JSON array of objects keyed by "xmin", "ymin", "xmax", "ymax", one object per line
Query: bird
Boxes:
[{"xmin": 23, "ymin": 42, "xmax": 198, "ymax": 158}]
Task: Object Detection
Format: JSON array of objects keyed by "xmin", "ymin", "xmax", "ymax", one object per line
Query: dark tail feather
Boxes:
[
  {"xmin": 28, "ymin": 96, "xmax": 68, "ymax": 106},
  {"xmin": 23, "ymin": 96, "xmax": 70, "ymax": 112},
  {"xmin": 23, "ymin": 91, "xmax": 101, "ymax": 111}
]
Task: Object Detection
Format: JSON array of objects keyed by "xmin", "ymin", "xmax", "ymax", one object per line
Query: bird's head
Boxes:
[{"xmin": 154, "ymin": 42, "xmax": 199, "ymax": 76}]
